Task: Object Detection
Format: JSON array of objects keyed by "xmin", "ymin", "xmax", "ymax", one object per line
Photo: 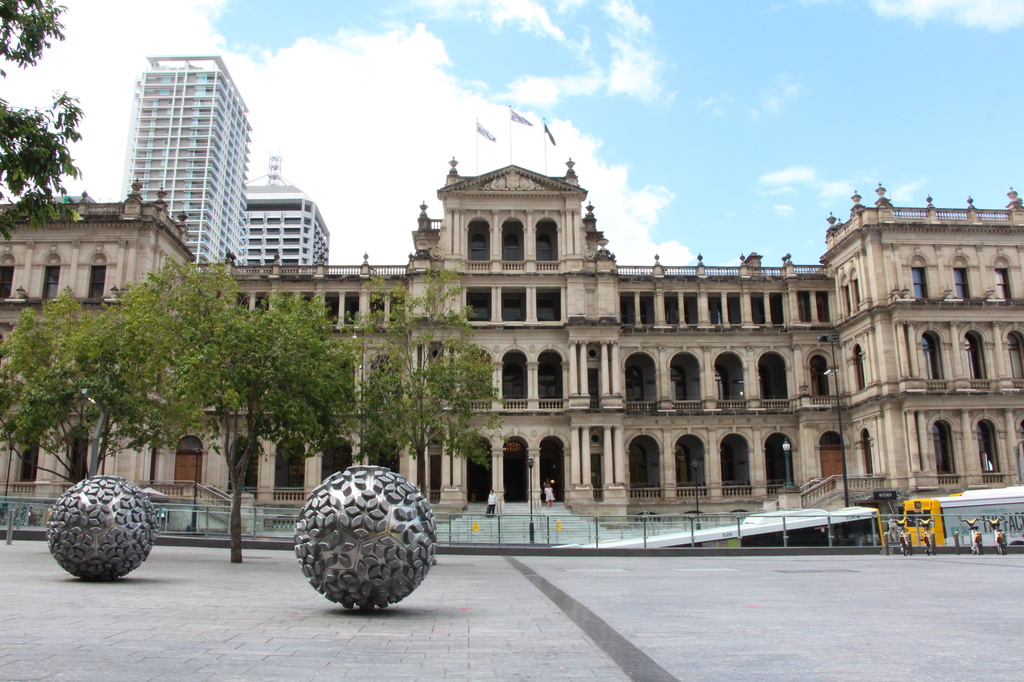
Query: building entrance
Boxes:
[{"xmin": 503, "ymin": 440, "xmax": 528, "ymax": 501}]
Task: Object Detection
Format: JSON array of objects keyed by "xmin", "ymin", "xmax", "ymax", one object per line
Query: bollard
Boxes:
[
  {"xmin": 5, "ymin": 505, "xmax": 14, "ymax": 545},
  {"xmin": 556, "ymin": 520, "xmax": 562, "ymax": 531},
  {"xmin": 473, "ymin": 521, "xmax": 479, "ymax": 532}
]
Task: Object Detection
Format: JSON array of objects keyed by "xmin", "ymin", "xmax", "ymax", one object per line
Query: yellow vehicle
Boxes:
[{"xmin": 902, "ymin": 486, "xmax": 1024, "ymax": 548}]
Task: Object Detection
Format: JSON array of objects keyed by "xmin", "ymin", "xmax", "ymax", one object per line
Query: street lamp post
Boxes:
[
  {"xmin": 691, "ymin": 459, "xmax": 701, "ymax": 516},
  {"xmin": 782, "ymin": 437, "xmax": 794, "ymax": 489},
  {"xmin": 81, "ymin": 389, "xmax": 108, "ymax": 478},
  {"xmin": 527, "ymin": 456, "xmax": 535, "ymax": 543},
  {"xmin": 819, "ymin": 334, "xmax": 850, "ymax": 507}
]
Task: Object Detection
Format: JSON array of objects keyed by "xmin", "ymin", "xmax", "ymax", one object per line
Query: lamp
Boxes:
[
  {"xmin": 527, "ymin": 456, "xmax": 535, "ymax": 543},
  {"xmin": 818, "ymin": 334, "xmax": 850, "ymax": 506},
  {"xmin": 782, "ymin": 437, "xmax": 794, "ymax": 489}
]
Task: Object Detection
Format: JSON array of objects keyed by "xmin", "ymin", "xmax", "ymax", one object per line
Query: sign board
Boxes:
[{"xmin": 873, "ymin": 489, "xmax": 898, "ymax": 501}]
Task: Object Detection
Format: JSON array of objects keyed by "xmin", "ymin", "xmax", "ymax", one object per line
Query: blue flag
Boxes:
[
  {"xmin": 510, "ymin": 108, "xmax": 533, "ymax": 126},
  {"xmin": 476, "ymin": 122, "xmax": 496, "ymax": 142}
]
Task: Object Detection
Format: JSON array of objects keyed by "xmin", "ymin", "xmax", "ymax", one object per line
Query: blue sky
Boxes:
[{"xmin": 8, "ymin": 0, "xmax": 1023, "ymax": 266}]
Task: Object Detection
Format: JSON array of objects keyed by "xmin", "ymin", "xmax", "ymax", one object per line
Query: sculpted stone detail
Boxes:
[
  {"xmin": 294, "ymin": 466, "xmax": 436, "ymax": 610},
  {"xmin": 481, "ymin": 172, "xmax": 543, "ymax": 191},
  {"xmin": 46, "ymin": 476, "xmax": 158, "ymax": 580}
]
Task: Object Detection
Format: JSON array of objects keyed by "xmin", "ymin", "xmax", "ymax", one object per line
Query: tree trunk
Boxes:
[{"xmin": 230, "ymin": 468, "xmax": 243, "ymax": 563}]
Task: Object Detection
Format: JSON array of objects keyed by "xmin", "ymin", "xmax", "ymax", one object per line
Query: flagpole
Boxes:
[
  {"xmin": 475, "ymin": 119, "xmax": 479, "ymax": 175},
  {"xmin": 543, "ymin": 118, "xmax": 548, "ymax": 175},
  {"xmin": 508, "ymin": 107, "xmax": 513, "ymax": 166}
]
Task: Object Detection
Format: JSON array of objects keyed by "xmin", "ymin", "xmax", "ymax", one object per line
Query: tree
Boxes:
[
  {"xmin": 0, "ymin": 292, "xmax": 173, "ymax": 481},
  {"xmin": 355, "ymin": 269, "xmax": 499, "ymax": 478},
  {"xmin": 0, "ymin": 0, "xmax": 82, "ymax": 239},
  {"xmin": 144, "ymin": 262, "xmax": 356, "ymax": 563}
]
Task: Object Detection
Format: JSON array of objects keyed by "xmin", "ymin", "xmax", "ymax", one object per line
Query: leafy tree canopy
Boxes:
[{"xmin": 0, "ymin": 0, "xmax": 82, "ymax": 239}]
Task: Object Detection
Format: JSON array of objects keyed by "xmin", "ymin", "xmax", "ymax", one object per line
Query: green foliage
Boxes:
[
  {"xmin": 143, "ymin": 261, "xmax": 357, "ymax": 562},
  {"xmin": 0, "ymin": 291, "xmax": 170, "ymax": 481},
  {"xmin": 0, "ymin": 0, "xmax": 82, "ymax": 239},
  {"xmin": 355, "ymin": 269, "xmax": 500, "ymax": 466}
]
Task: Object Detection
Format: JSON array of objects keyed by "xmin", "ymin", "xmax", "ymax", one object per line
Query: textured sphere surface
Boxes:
[
  {"xmin": 294, "ymin": 465, "xmax": 437, "ymax": 609},
  {"xmin": 47, "ymin": 475, "xmax": 158, "ymax": 580}
]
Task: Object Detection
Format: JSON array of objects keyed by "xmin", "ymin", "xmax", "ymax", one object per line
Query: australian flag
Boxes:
[
  {"xmin": 510, "ymin": 108, "xmax": 533, "ymax": 126},
  {"xmin": 477, "ymin": 121, "xmax": 496, "ymax": 142}
]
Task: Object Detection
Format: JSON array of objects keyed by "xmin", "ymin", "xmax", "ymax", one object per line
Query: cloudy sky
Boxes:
[{"xmin": 6, "ymin": 0, "xmax": 1023, "ymax": 266}]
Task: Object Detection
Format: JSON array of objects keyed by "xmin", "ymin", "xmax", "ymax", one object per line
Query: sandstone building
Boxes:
[{"xmin": 3, "ymin": 162, "xmax": 1024, "ymax": 514}]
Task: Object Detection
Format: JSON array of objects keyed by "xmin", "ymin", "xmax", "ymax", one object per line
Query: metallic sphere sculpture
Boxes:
[
  {"xmin": 47, "ymin": 475, "xmax": 158, "ymax": 580},
  {"xmin": 294, "ymin": 465, "xmax": 437, "ymax": 610}
]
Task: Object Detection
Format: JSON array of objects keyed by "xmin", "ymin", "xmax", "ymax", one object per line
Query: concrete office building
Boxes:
[
  {"xmin": 244, "ymin": 182, "xmax": 329, "ymax": 266},
  {"xmin": 122, "ymin": 56, "xmax": 251, "ymax": 263},
  {"xmin": 3, "ymin": 162, "xmax": 1024, "ymax": 516}
]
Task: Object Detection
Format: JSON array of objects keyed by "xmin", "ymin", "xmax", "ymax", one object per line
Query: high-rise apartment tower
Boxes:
[{"xmin": 122, "ymin": 56, "xmax": 251, "ymax": 262}]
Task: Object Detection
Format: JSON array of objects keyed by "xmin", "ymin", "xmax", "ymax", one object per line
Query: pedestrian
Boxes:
[
  {"xmin": 543, "ymin": 481, "xmax": 555, "ymax": 509},
  {"xmin": 486, "ymin": 489, "xmax": 497, "ymax": 516}
]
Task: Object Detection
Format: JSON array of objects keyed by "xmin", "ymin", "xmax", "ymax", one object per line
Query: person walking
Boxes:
[
  {"xmin": 486, "ymin": 489, "xmax": 497, "ymax": 516},
  {"xmin": 543, "ymin": 481, "xmax": 555, "ymax": 509}
]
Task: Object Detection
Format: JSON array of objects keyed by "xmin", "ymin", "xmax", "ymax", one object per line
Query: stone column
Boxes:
[
  {"xmin": 600, "ymin": 342, "xmax": 611, "ymax": 396},
  {"xmin": 611, "ymin": 343, "xmax": 622, "ymax": 395},
  {"xmin": 602, "ymin": 425, "xmax": 614, "ymax": 487},
  {"xmin": 581, "ymin": 427, "xmax": 592, "ymax": 486},
  {"xmin": 568, "ymin": 341, "xmax": 579, "ymax": 395}
]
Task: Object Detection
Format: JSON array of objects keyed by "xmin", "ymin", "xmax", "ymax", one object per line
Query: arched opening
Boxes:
[
  {"xmin": 537, "ymin": 350, "xmax": 563, "ymax": 399},
  {"xmin": 174, "ymin": 435, "xmax": 204, "ymax": 484},
  {"xmin": 714, "ymin": 353, "xmax": 745, "ymax": 400},
  {"xmin": 860, "ymin": 428, "xmax": 873, "ymax": 475},
  {"xmin": 819, "ymin": 431, "xmax": 842, "ymax": 478},
  {"xmin": 20, "ymin": 445, "xmax": 39, "ymax": 482},
  {"xmin": 720, "ymin": 434, "xmax": 750, "ymax": 486},
  {"xmin": 467, "ymin": 219, "xmax": 490, "ymax": 261},
  {"xmin": 675, "ymin": 436, "xmax": 705, "ymax": 486},
  {"xmin": 670, "ymin": 352, "xmax": 701, "ymax": 401},
  {"xmin": 466, "ymin": 438, "xmax": 492, "ymax": 503},
  {"xmin": 757, "ymin": 352, "xmax": 788, "ymax": 399},
  {"xmin": 809, "ymin": 355, "xmax": 830, "ymax": 396},
  {"xmin": 502, "ymin": 439, "xmax": 529, "ymax": 502},
  {"xmin": 764, "ymin": 433, "xmax": 791, "ymax": 486},
  {"xmin": 964, "ymin": 331, "xmax": 986, "ymax": 379},
  {"xmin": 501, "ymin": 219, "xmax": 524, "ymax": 261},
  {"xmin": 274, "ymin": 440, "xmax": 305, "ymax": 489},
  {"xmin": 852, "ymin": 344, "xmax": 866, "ymax": 390},
  {"xmin": 628, "ymin": 435, "xmax": 661, "ymax": 489},
  {"xmin": 535, "ymin": 219, "xmax": 558, "ymax": 261},
  {"xmin": 1008, "ymin": 331, "xmax": 1024, "ymax": 379},
  {"xmin": 977, "ymin": 420, "xmax": 998, "ymax": 472},
  {"xmin": 932, "ymin": 421, "xmax": 955, "ymax": 474},
  {"xmin": 624, "ymin": 353, "xmax": 657, "ymax": 402},
  {"xmin": 588, "ymin": 428, "xmax": 604, "ymax": 489},
  {"xmin": 502, "ymin": 351, "xmax": 527, "ymax": 400},
  {"xmin": 922, "ymin": 332, "xmax": 943, "ymax": 380},
  {"xmin": 539, "ymin": 437, "xmax": 564, "ymax": 502},
  {"xmin": 320, "ymin": 441, "xmax": 353, "ymax": 481}
]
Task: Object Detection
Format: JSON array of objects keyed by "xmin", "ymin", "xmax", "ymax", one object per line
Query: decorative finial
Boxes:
[
  {"xmin": 740, "ymin": 253, "xmax": 745, "ymax": 262},
  {"xmin": 586, "ymin": 203, "xmax": 595, "ymax": 215},
  {"xmin": 363, "ymin": 252, "xmax": 369, "ymax": 264},
  {"xmin": 967, "ymin": 196, "xmax": 974, "ymax": 207},
  {"xmin": 419, "ymin": 201, "xmax": 428, "ymax": 214},
  {"xmin": 926, "ymin": 194, "xmax": 934, "ymax": 208},
  {"xmin": 1008, "ymin": 187, "xmax": 1022, "ymax": 209},
  {"xmin": 851, "ymin": 190, "xmax": 862, "ymax": 206},
  {"xmin": 448, "ymin": 157, "xmax": 458, "ymax": 174},
  {"xmin": 782, "ymin": 253, "xmax": 791, "ymax": 263},
  {"xmin": 696, "ymin": 253, "xmax": 703, "ymax": 263},
  {"xmin": 654, "ymin": 254, "xmax": 660, "ymax": 264},
  {"xmin": 826, "ymin": 212, "xmax": 837, "ymax": 226},
  {"xmin": 876, "ymin": 183, "xmax": 886, "ymax": 197}
]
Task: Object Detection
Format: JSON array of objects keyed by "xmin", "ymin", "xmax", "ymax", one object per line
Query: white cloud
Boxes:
[
  {"xmin": 604, "ymin": 0, "xmax": 652, "ymax": 35},
  {"xmin": 606, "ymin": 37, "xmax": 663, "ymax": 102},
  {"xmin": 773, "ymin": 205, "xmax": 795, "ymax": 216},
  {"xmin": 6, "ymin": 2, "xmax": 681, "ymax": 266},
  {"xmin": 870, "ymin": 0, "xmax": 1024, "ymax": 31},
  {"xmin": 749, "ymin": 74, "xmax": 807, "ymax": 119},
  {"xmin": 889, "ymin": 178, "xmax": 929, "ymax": 203},
  {"xmin": 759, "ymin": 166, "xmax": 819, "ymax": 187},
  {"xmin": 697, "ymin": 93, "xmax": 733, "ymax": 116},
  {"xmin": 501, "ymin": 69, "xmax": 604, "ymax": 107},
  {"xmin": 415, "ymin": 0, "xmax": 568, "ymax": 41}
]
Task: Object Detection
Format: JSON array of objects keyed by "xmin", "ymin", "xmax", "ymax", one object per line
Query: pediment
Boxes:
[{"xmin": 439, "ymin": 165, "xmax": 585, "ymax": 195}]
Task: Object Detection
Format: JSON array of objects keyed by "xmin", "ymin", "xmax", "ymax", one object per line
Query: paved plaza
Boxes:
[{"xmin": 2, "ymin": 541, "xmax": 1024, "ymax": 681}]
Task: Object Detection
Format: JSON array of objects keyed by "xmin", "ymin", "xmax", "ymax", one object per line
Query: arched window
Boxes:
[
  {"xmin": 502, "ymin": 220, "xmax": 524, "ymax": 261},
  {"xmin": 469, "ymin": 233, "xmax": 488, "ymax": 261},
  {"xmin": 535, "ymin": 219, "xmax": 558, "ymax": 261},
  {"xmin": 1008, "ymin": 332, "xmax": 1024, "ymax": 380},
  {"xmin": 757, "ymin": 353, "xmax": 788, "ymax": 399},
  {"xmin": 809, "ymin": 355, "xmax": 830, "ymax": 396},
  {"xmin": 852, "ymin": 345, "xmax": 866, "ymax": 390},
  {"xmin": 502, "ymin": 363, "xmax": 525, "ymax": 400},
  {"xmin": 922, "ymin": 332, "xmax": 943, "ymax": 380},
  {"xmin": 537, "ymin": 351, "xmax": 562, "ymax": 398},
  {"xmin": 964, "ymin": 332, "xmax": 986, "ymax": 380},
  {"xmin": 932, "ymin": 421, "xmax": 955, "ymax": 474},
  {"xmin": 860, "ymin": 428, "xmax": 873, "ymax": 475},
  {"xmin": 536, "ymin": 234, "xmax": 552, "ymax": 261},
  {"xmin": 625, "ymin": 365, "xmax": 644, "ymax": 401},
  {"xmin": 977, "ymin": 420, "xmax": 998, "ymax": 472},
  {"xmin": 274, "ymin": 441, "xmax": 306, "ymax": 489}
]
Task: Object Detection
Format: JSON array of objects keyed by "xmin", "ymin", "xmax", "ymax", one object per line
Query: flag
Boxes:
[
  {"xmin": 544, "ymin": 122, "xmax": 556, "ymax": 146},
  {"xmin": 510, "ymin": 108, "xmax": 533, "ymax": 126},
  {"xmin": 476, "ymin": 121, "xmax": 496, "ymax": 142}
]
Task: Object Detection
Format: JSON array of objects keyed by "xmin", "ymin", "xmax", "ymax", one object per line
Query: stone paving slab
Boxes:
[{"xmin": 2, "ymin": 542, "xmax": 1024, "ymax": 681}]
